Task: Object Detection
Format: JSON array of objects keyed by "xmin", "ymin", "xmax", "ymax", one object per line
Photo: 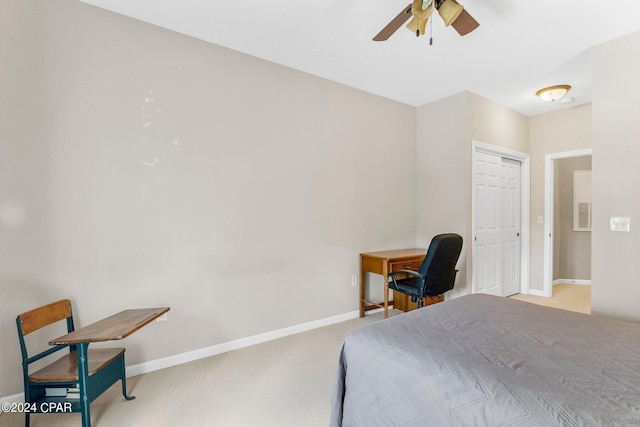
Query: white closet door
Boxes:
[
  {"xmin": 474, "ymin": 152, "xmax": 521, "ymax": 296},
  {"xmin": 499, "ymin": 158, "xmax": 521, "ymax": 296}
]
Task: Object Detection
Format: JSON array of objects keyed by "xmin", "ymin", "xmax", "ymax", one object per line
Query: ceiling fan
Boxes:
[{"xmin": 373, "ymin": 0, "xmax": 479, "ymax": 41}]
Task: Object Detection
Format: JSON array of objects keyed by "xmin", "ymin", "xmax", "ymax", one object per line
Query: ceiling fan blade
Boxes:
[
  {"xmin": 373, "ymin": 4, "xmax": 412, "ymax": 41},
  {"xmin": 449, "ymin": 0, "xmax": 479, "ymax": 36}
]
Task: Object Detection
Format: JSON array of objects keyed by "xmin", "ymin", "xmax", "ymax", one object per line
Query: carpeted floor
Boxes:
[
  {"xmin": 0, "ymin": 287, "xmax": 589, "ymax": 426},
  {"xmin": 509, "ymin": 284, "xmax": 591, "ymax": 314},
  {"xmin": 0, "ymin": 310, "xmax": 394, "ymax": 427}
]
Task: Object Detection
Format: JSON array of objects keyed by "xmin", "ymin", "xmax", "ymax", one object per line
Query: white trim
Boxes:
[
  {"xmin": 473, "ymin": 141, "xmax": 529, "ymax": 162},
  {"xmin": 0, "ymin": 393, "xmax": 24, "ymax": 407},
  {"xmin": 543, "ymin": 148, "xmax": 592, "ymax": 298},
  {"xmin": 553, "ymin": 279, "xmax": 592, "ymax": 286},
  {"xmin": 528, "ymin": 289, "xmax": 547, "ymax": 297},
  {"xmin": 472, "ymin": 141, "xmax": 531, "ymax": 295},
  {"xmin": 1, "ymin": 309, "xmax": 361, "ymax": 403},
  {"xmin": 126, "ymin": 309, "xmax": 360, "ymax": 377}
]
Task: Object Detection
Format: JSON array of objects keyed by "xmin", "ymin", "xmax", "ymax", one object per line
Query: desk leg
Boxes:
[
  {"xmin": 77, "ymin": 343, "xmax": 91, "ymax": 427},
  {"xmin": 382, "ymin": 260, "xmax": 389, "ymax": 319},
  {"xmin": 359, "ymin": 256, "xmax": 365, "ymax": 317}
]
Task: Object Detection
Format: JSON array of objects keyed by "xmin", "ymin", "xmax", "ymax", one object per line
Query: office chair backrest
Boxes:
[{"xmin": 418, "ymin": 233, "xmax": 463, "ymax": 296}]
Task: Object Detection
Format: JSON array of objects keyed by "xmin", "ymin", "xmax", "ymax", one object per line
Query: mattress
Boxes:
[{"xmin": 330, "ymin": 294, "xmax": 640, "ymax": 426}]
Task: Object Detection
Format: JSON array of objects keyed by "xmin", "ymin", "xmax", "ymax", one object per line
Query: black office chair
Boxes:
[{"xmin": 388, "ymin": 233, "xmax": 463, "ymax": 308}]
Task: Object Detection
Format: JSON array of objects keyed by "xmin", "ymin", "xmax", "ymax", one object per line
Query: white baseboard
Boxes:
[
  {"xmin": 553, "ymin": 279, "xmax": 591, "ymax": 286},
  {"xmin": 125, "ymin": 309, "xmax": 361, "ymax": 377},
  {"xmin": 521, "ymin": 280, "xmax": 591, "ymax": 298},
  {"xmin": 0, "ymin": 392, "xmax": 24, "ymax": 408},
  {"xmin": 1, "ymin": 309, "xmax": 362, "ymax": 404}
]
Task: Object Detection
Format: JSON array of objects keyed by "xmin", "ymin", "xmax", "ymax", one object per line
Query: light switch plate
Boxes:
[{"xmin": 610, "ymin": 216, "xmax": 631, "ymax": 232}]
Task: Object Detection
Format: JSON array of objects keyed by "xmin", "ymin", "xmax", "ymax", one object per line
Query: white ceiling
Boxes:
[{"xmin": 78, "ymin": 0, "xmax": 640, "ymax": 116}]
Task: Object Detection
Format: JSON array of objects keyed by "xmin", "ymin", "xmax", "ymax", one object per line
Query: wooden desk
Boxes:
[
  {"xmin": 360, "ymin": 248, "xmax": 426, "ymax": 318},
  {"xmin": 50, "ymin": 307, "xmax": 170, "ymax": 427}
]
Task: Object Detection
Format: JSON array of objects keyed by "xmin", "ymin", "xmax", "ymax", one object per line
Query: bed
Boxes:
[{"xmin": 330, "ymin": 294, "xmax": 640, "ymax": 426}]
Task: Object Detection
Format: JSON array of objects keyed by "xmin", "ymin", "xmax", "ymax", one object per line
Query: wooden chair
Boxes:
[{"xmin": 16, "ymin": 299, "xmax": 134, "ymax": 427}]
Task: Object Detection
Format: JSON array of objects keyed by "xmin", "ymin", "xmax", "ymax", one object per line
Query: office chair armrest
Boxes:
[
  {"xmin": 389, "ymin": 270, "xmax": 425, "ymax": 279},
  {"xmin": 389, "ymin": 270, "xmax": 425, "ymax": 288}
]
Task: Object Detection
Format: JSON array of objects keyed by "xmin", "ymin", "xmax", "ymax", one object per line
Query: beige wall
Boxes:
[
  {"xmin": 528, "ymin": 104, "xmax": 592, "ymax": 291},
  {"xmin": 418, "ymin": 91, "xmax": 594, "ymax": 297},
  {"xmin": 0, "ymin": 0, "xmax": 417, "ymax": 395},
  {"xmin": 416, "ymin": 92, "xmax": 528, "ymax": 298},
  {"xmin": 591, "ymin": 31, "xmax": 640, "ymax": 322},
  {"xmin": 556, "ymin": 156, "xmax": 592, "ymax": 280},
  {"xmin": 416, "ymin": 93, "xmax": 468, "ymax": 297},
  {"xmin": 467, "ymin": 93, "xmax": 530, "ymax": 154}
]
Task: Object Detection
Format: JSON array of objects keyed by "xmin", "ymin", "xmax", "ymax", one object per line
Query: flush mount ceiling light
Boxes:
[{"xmin": 536, "ymin": 85, "xmax": 571, "ymax": 102}]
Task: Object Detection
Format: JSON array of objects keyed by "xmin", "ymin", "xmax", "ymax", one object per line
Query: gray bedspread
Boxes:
[{"xmin": 330, "ymin": 294, "xmax": 640, "ymax": 426}]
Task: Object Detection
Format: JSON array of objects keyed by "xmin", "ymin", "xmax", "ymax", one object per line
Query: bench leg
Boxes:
[
  {"xmin": 77, "ymin": 343, "xmax": 91, "ymax": 427},
  {"xmin": 121, "ymin": 356, "xmax": 135, "ymax": 401}
]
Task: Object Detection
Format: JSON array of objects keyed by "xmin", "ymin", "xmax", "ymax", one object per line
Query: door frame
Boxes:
[
  {"xmin": 472, "ymin": 141, "xmax": 530, "ymax": 294},
  {"xmin": 541, "ymin": 148, "xmax": 593, "ymax": 297}
]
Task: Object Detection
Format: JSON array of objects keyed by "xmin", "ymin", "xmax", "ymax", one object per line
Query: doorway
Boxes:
[
  {"xmin": 472, "ymin": 141, "xmax": 530, "ymax": 296},
  {"xmin": 542, "ymin": 149, "xmax": 592, "ymax": 297}
]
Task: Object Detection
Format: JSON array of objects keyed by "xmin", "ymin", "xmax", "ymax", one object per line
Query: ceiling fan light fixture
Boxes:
[
  {"xmin": 536, "ymin": 85, "xmax": 571, "ymax": 102},
  {"xmin": 407, "ymin": 0, "xmax": 434, "ymax": 36},
  {"xmin": 373, "ymin": 0, "xmax": 478, "ymax": 41},
  {"xmin": 437, "ymin": 0, "xmax": 464, "ymax": 26}
]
